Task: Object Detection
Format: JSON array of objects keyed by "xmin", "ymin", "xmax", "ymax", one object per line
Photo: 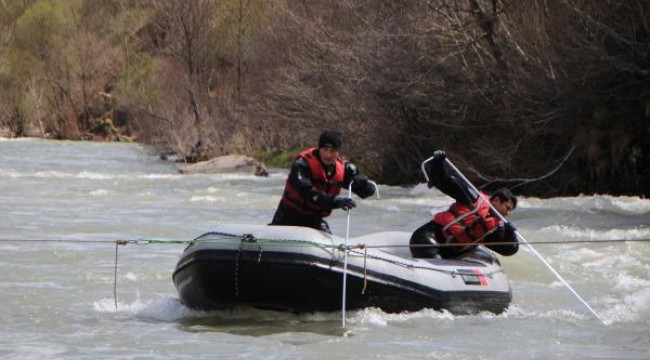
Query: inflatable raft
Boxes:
[{"xmin": 172, "ymin": 224, "xmax": 512, "ymax": 314}]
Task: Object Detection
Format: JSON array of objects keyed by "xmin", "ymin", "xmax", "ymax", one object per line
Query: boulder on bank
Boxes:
[{"xmin": 178, "ymin": 154, "xmax": 269, "ymax": 177}]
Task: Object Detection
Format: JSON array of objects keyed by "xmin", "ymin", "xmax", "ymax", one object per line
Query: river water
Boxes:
[{"xmin": 0, "ymin": 138, "xmax": 648, "ymax": 359}]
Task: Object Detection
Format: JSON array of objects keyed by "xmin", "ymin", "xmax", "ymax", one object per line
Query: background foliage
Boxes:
[{"xmin": 1, "ymin": 0, "xmax": 649, "ymax": 196}]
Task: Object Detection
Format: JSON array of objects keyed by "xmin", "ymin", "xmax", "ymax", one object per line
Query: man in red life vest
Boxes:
[
  {"xmin": 270, "ymin": 130, "xmax": 376, "ymax": 233},
  {"xmin": 410, "ymin": 150, "xmax": 519, "ymax": 259}
]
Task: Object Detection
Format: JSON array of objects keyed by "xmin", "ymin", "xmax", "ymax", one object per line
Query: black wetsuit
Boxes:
[{"xmin": 270, "ymin": 150, "xmax": 375, "ymax": 233}]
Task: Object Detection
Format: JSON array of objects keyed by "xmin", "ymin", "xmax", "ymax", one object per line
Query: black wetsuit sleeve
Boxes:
[
  {"xmin": 483, "ymin": 223, "xmax": 519, "ymax": 256},
  {"xmin": 426, "ymin": 158, "xmax": 479, "ymax": 206},
  {"xmin": 343, "ymin": 161, "xmax": 376, "ymax": 199}
]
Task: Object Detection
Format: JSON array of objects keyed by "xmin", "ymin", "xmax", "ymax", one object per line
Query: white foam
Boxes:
[
  {"xmin": 408, "ymin": 183, "xmax": 437, "ymax": 196},
  {"xmin": 525, "ymin": 195, "xmax": 650, "ymax": 215},
  {"xmin": 600, "ymin": 288, "xmax": 650, "ymax": 324},
  {"xmin": 28, "ymin": 170, "xmax": 122, "ymax": 180},
  {"xmin": 348, "ymin": 307, "xmax": 461, "ymax": 326},
  {"xmin": 538, "ymin": 224, "xmax": 650, "ymax": 240},
  {"xmin": 189, "ymin": 196, "xmax": 226, "ymax": 202},
  {"xmin": 582, "ymin": 253, "xmax": 644, "ymax": 269},
  {"xmin": 78, "ymin": 171, "xmax": 114, "ymax": 180},
  {"xmin": 93, "ymin": 296, "xmax": 197, "ymax": 321},
  {"xmin": 124, "ymin": 272, "xmax": 138, "ymax": 281},
  {"xmin": 0, "ymin": 169, "xmax": 184, "ymax": 182},
  {"xmin": 612, "ymin": 273, "xmax": 650, "ymax": 291},
  {"xmin": 384, "ymin": 205, "xmax": 402, "ymax": 212},
  {"xmin": 0, "ymin": 137, "xmax": 36, "ymax": 142},
  {"xmin": 138, "ymin": 174, "xmax": 181, "ymax": 180},
  {"xmin": 134, "ymin": 297, "xmax": 200, "ymax": 322},
  {"xmin": 0, "ymin": 169, "xmax": 21, "ymax": 178},
  {"xmin": 504, "ymin": 305, "xmax": 588, "ymax": 324},
  {"xmin": 93, "ymin": 297, "xmax": 146, "ymax": 314}
]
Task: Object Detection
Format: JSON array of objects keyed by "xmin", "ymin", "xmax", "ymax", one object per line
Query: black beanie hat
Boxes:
[{"xmin": 318, "ymin": 130, "xmax": 342, "ymax": 150}]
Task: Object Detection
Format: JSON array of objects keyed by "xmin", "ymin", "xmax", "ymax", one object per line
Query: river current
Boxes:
[{"xmin": 0, "ymin": 138, "xmax": 648, "ymax": 359}]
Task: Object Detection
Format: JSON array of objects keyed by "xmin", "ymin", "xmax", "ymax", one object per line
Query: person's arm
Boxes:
[
  {"xmin": 343, "ymin": 162, "xmax": 376, "ymax": 199},
  {"xmin": 483, "ymin": 222, "xmax": 519, "ymax": 256},
  {"xmin": 425, "ymin": 151, "xmax": 478, "ymax": 205}
]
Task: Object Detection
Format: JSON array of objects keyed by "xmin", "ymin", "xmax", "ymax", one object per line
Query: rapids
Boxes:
[{"xmin": 1, "ymin": 138, "xmax": 648, "ymax": 359}]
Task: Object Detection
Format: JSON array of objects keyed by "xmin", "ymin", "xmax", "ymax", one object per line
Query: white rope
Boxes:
[
  {"xmin": 341, "ymin": 179, "xmax": 380, "ymax": 328},
  {"xmin": 341, "ymin": 181, "xmax": 353, "ymax": 329}
]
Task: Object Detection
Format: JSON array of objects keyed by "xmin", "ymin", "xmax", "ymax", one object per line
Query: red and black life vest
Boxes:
[
  {"xmin": 281, "ymin": 148, "xmax": 345, "ymax": 216},
  {"xmin": 433, "ymin": 193, "xmax": 500, "ymax": 249}
]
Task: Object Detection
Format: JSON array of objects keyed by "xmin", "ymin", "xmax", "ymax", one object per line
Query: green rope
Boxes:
[{"xmin": 0, "ymin": 237, "xmax": 648, "ymax": 247}]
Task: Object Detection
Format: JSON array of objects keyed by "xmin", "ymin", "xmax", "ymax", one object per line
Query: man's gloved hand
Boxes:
[
  {"xmin": 351, "ymin": 173, "xmax": 376, "ymax": 198},
  {"xmin": 504, "ymin": 222, "xmax": 518, "ymax": 239},
  {"xmin": 352, "ymin": 173, "xmax": 368, "ymax": 185},
  {"xmin": 334, "ymin": 197, "xmax": 357, "ymax": 211},
  {"xmin": 345, "ymin": 162, "xmax": 359, "ymax": 177},
  {"xmin": 432, "ymin": 150, "xmax": 446, "ymax": 161},
  {"xmin": 425, "ymin": 150, "xmax": 446, "ymax": 188}
]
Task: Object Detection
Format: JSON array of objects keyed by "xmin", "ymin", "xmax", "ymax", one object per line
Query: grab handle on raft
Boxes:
[{"xmin": 420, "ymin": 155, "xmax": 603, "ymax": 323}]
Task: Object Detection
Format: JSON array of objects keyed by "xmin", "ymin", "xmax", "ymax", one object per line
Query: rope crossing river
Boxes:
[
  {"xmin": 1, "ymin": 237, "xmax": 649, "ymax": 246},
  {"xmin": 1, "ymin": 236, "xmax": 648, "ymax": 311}
]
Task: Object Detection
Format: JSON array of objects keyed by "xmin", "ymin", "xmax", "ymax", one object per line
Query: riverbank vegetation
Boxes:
[{"xmin": 1, "ymin": 0, "xmax": 648, "ymax": 197}]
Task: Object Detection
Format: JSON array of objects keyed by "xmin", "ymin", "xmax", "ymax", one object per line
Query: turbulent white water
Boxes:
[{"xmin": 0, "ymin": 138, "xmax": 648, "ymax": 359}]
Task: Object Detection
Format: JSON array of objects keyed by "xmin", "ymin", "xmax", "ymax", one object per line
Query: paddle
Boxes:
[
  {"xmin": 421, "ymin": 154, "xmax": 603, "ymax": 322},
  {"xmin": 341, "ymin": 179, "xmax": 379, "ymax": 328}
]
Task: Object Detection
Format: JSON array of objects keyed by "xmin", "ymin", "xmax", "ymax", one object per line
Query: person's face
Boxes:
[
  {"xmin": 491, "ymin": 198, "xmax": 515, "ymax": 217},
  {"xmin": 319, "ymin": 147, "xmax": 338, "ymax": 165}
]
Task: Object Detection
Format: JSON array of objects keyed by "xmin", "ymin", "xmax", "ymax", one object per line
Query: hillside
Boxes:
[{"xmin": 1, "ymin": 0, "xmax": 648, "ymax": 196}]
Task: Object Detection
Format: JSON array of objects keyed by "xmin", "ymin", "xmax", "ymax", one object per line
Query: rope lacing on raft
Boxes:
[{"xmin": 189, "ymin": 231, "xmax": 505, "ymax": 278}]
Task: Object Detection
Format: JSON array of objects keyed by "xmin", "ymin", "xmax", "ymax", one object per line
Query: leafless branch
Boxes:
[{"xmin": 466, "ymin": 145, "xmax": 577, "ymax": 190}]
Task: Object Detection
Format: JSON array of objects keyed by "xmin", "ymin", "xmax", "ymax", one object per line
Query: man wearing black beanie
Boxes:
[
  {"xmin": 270, "ymin": 130, "xmax": 376, "ymax": 233},
  {"xmin": 318, "ymin": 130, "xmax": 342, "ymax": 150}
]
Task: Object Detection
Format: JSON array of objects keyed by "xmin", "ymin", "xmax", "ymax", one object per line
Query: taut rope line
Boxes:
[
  {"xmin": 2, "ymin": 233, "xmax": 646, "ymax": 314},
  {"xmin": 1, "ymin": 237, "xmax": 648, "ymax": 246}
]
